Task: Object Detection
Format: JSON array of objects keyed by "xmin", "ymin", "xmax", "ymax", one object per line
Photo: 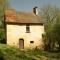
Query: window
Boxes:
[
  {"xmin": 26, "ymin": 25, "xmax": 30, "ymax": 33},
  {"xmin": 30, "ymin": 41, "xmax": 34, "ymax": 43}
]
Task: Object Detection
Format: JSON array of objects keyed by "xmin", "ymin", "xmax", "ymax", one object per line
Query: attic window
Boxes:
[{"xmin": 26, "ymin": 25, "xmax": 30, "ymax": 33}]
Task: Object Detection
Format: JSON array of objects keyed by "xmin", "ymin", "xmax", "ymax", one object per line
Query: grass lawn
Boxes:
[{"xmin": 0, "ymin": 44, "xmax": 60, "ymax": 60}]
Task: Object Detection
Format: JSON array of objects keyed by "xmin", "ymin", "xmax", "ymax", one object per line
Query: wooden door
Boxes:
[{"xmin": 19, "ymin": 38, "xmax": 24, "ymax": 49}]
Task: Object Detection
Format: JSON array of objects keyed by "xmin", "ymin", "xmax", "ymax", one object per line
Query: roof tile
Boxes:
[{"xmin": 5, "ymin": 10, "xmax": 43, "ymax": 24}]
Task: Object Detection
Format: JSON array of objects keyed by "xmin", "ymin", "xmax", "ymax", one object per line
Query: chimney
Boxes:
[{"xmin": 33, "ymin": 7, "xmax": 38, "ymax": 15}]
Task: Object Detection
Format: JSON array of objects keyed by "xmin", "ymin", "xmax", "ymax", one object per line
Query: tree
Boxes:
[
  {"xmin": 0, "ymin": 0, "xmax": 9, "ymax": 28},
  {"xmin": 53, "ymin": 14, "xmax": 60, "ymax": 50},
  {"xmin": 0, "ymin": 0, "xmax": 9, "ymax": 43},
  {"xmin": 39, "ymin": 5, "xmax": 60, "ymax": 51}
]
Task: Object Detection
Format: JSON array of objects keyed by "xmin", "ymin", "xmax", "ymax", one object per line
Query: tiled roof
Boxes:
[{"xmin": 5, "ymin": 10, "xmax": 43, "ymax": 24}]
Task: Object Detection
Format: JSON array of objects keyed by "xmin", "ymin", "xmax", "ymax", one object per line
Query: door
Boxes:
[{"xmin": 19, "ymin": 38, "xmax": 24, "ymax": 49}]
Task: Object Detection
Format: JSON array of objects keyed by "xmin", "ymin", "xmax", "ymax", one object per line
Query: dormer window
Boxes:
[{"xmin": 26, "ymin": 25, "xmax": 30, "ymax": 33}]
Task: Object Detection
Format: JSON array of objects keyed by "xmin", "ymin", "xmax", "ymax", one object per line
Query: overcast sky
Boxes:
[{"xmin": 10, "ymin": 0, "xmax": 60, "ymax": 12}]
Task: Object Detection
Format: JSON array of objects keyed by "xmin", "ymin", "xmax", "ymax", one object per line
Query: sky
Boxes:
[{"xmin": 10, "ymin": 0, "xmax": 60, "ymax": 12}]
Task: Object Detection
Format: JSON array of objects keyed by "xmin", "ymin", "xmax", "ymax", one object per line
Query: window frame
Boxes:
[
  {"xmin": 26, "ymin": 24, "xmax": 30, "ymax": 33},
  {"xmin": 30, "ymin": 41, "xmax": 34, "ymax": 43}
]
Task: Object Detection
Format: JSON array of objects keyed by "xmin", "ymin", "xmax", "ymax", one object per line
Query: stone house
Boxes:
[{"xmin": 5, "ymin": 7, "xmax": 44, "ymax": 49}]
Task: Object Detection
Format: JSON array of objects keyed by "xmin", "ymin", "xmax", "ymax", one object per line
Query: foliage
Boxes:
[
  {"xmin": 52, "ymin": 14, "xmax": 60, "ymax": 50},
  {"xmin": 0, "ymin": 0, "xmax": 9, "ymax": 43},
  {"xmin": 39, "ymin": 5, "xmax": 59, "ymax": 32},
  {"xmin": 39, "ymin": 5, "xmax": 60, "ymax": 51},
  {"xmin": 0, "ymin": 0, "xmax": 9, "ymax": 28},
  {"xmin": 0, "ymin": 44, "xmax": 60, "ymax": 60}
]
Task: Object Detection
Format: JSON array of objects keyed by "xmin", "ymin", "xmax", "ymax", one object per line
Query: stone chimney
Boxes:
[{"xmin": 33, "ymin": 7, "xmax": 38, "ymax": 15}]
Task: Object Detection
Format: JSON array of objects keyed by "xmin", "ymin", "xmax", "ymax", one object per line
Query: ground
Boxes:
[{"xmin": 0, "ymin": 44, "xmax": 60, "ymax": 60}]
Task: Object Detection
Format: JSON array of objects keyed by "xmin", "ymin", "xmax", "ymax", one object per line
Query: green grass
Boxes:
[{"xmin": 0, "ymin": 44, "xmax": 60, "ymax": 60}]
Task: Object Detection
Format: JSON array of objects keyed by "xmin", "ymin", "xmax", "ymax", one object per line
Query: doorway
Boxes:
[{"xmin": 19, "ymin": 38, "xmax": 24, "ymax": 49}]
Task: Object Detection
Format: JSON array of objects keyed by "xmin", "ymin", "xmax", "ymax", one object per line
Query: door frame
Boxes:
[{"xmin": 19, "ymin": 38, "xmax": 24, "ymax": 49}]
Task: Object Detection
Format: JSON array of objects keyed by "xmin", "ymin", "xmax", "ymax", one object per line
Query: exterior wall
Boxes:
[{"xmin": 6, "ymin": 24, "xmax": 44, "ymax": 49}]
